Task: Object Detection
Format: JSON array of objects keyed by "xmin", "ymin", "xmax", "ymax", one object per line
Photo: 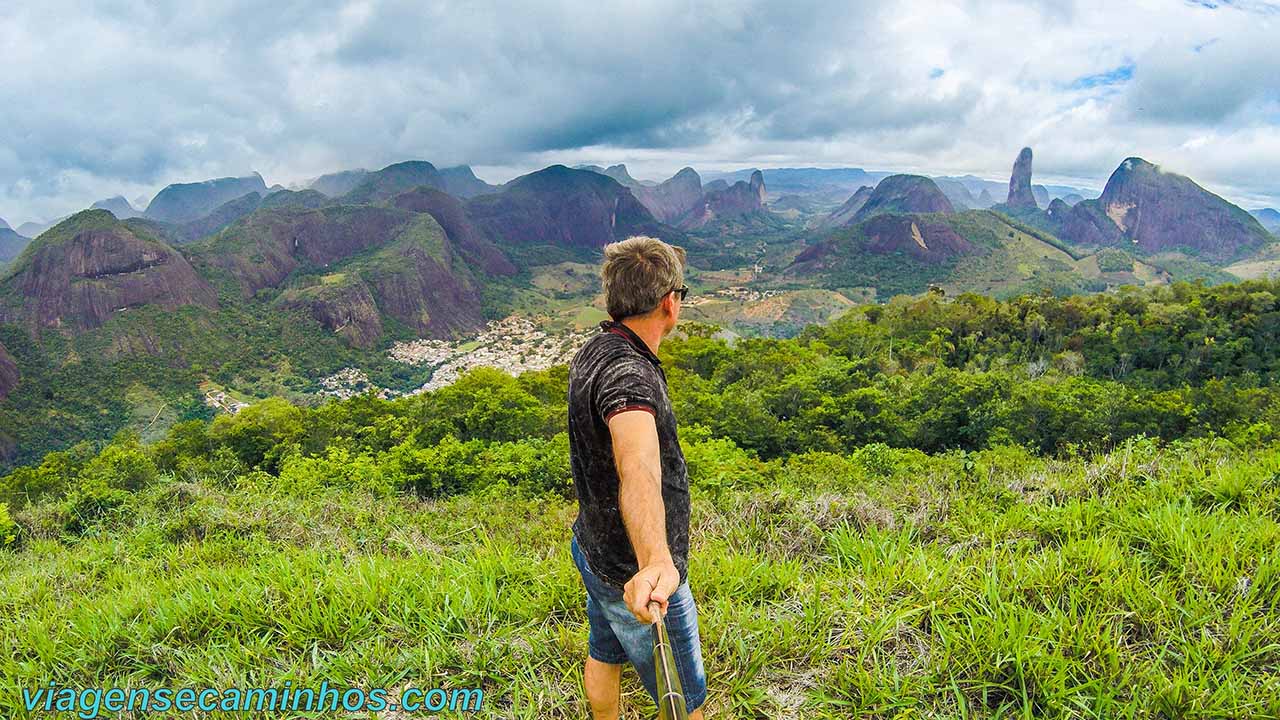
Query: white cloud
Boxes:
[{"xmin": 2, "ymin": 0, "xmax": 1279, "ymax": 226}]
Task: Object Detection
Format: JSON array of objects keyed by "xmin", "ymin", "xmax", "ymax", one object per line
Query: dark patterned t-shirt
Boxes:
[{"xmin": 567, "ymin": 320, "xmax": 690, "ymax": 591}]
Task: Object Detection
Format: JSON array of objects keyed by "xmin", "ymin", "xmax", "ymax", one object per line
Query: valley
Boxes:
[{"xmin": 0, "ymin": 148, "xmax": 1276, "ymax": 470}]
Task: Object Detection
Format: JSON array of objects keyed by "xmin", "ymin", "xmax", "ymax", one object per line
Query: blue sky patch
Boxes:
[{"xmin": 1069, "ymin": 63, "xmax": 1135, "ymax": 90}]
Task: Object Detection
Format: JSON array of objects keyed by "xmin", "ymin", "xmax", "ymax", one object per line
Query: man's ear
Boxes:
[{"xmin": 659, "ymin": 291, "xmax": 675, "ymax": 317}]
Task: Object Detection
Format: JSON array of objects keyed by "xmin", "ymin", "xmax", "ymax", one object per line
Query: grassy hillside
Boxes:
[
  {"xmin": 1, "ymin": 399, "xmax": 1277, "ymax": 718},
  {"xmin": 2, "ymin": 278, "xmax": 1280, "ymax": 717}
]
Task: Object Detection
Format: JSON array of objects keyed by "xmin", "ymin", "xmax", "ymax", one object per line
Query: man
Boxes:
[{"xmin": 567, "ymin": 235, "xmax": 707, "ymax": 718}]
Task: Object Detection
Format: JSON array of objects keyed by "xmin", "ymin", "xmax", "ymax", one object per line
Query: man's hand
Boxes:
[{"xmin": 625, "ymin": 559, "xmax": 679, "ymax": 624}]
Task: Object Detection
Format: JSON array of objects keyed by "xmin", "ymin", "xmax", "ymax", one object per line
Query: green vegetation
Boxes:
[
  {"xmin": 986, "ymin": 208, "xmax": 1087, "ymax": 260},
  {"xmin": 1146, "ymin": 254, "xmax": 1241, "ymax": 285},
  {"xmin": 799, "ymin": 211, "xmax": 1111, "ymax": 299},
  {"xmin": 1, "ymin": 279, "xmax": 1279, "ymax": 717},
  {"xmin": 1095, "ymin": 248, "xmax": 1135, "ymax": 273}
]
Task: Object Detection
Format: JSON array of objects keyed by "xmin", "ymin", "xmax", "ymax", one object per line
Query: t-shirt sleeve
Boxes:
[{"xmin": 594, "ymin": 357, "xmax": 661, "ymax": 424}]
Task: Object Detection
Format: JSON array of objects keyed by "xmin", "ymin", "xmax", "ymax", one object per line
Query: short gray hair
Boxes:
[{"xmin": 601, "ymin": 236, "xmax": 687, "ymax": 320}]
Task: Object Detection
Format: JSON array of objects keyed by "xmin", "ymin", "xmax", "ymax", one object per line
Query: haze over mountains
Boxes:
[{"xmin": 1252, "ymin": 208, "xmax": 1280, "ymax": 234}]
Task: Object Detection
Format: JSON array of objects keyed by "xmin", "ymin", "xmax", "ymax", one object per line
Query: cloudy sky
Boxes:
[{"xmin": 2, "ymin": 0, "xmax": 1278, "ymax": 226}]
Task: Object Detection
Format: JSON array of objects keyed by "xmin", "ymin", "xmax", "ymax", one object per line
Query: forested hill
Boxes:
[{"xmin": 3, "ymin": 276, "xmax": 1278, "ymax": 507}]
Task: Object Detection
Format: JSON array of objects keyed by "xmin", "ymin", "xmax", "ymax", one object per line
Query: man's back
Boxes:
[{"xmin": 567, "ymin": 319, "xmax": 691, "ymax": 591}]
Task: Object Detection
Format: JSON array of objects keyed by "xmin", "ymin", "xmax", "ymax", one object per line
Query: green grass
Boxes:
[{"xmin": 2, "ymin": 435, "xmax": 1277, "ymax": 718}]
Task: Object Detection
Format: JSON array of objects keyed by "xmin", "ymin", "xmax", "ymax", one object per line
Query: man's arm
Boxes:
[{"xmin": 608, "ymin": 409, "xmax": 680, "ymax": 624}]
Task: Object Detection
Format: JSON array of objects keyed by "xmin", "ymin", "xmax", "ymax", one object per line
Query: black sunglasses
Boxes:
[{"xmin": 671, "ymin": 284, "xmax": 689, "ymax": 301}]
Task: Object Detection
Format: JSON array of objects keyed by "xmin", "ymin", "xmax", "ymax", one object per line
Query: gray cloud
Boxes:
[
  {"xmin": 3, "ymin": 0, "xmax": 1280, "ymax": 225},
  {"xmin": 1123, "ymin": 33, "xmax": 1280, "ymax": 124}
]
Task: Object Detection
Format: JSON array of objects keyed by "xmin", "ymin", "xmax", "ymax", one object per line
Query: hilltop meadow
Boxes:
[{"xmin": 2, "ymin": 278, "xmax": 1279, "ymax": 718}]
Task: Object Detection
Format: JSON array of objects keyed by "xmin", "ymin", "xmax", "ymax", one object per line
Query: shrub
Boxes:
[
  {"xmin": 277, "ymin": 445, "xmax": 396, "ymax": 497},
  {"xmin": 414, "ymin": 368, "xmax": 548, "ymax": 444},
  {"xmin": 475, "ymin": 433, "xmax": 572, "ymax": 498},
  {"xmin": 60, "ymin": 479, "xmax": 130, "ymax": 534},
  {"xmin": 684, "ymin": 435, "xmax": 773, "ymax": 500},
  {"xmin": 207, "ymin": 397, "xmax": 305, "ymax": 473},
  {"xmin": 0, "ymin": 444, "xmax": 93, "ymax": 508},
  {"xmin": 385, "ymin": 434, "xmax": 485, "ymax": 499},
  {"xmin": 79, "ymin": 430, "xmax": 157, "ymax": 492},
  {"xmin": 150, "ymin": 419, "xmax": 215, "ymax": 474},
  {"xmin": 0, "ymin": 502, "xmax": 16, "ymax": 548},
  {"xmin": 852, "ymin": 442, "xmax": 897, "ymax": 477}
]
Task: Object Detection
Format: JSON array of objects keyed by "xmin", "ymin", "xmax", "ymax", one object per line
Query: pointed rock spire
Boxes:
[{"xmin": 1006, "ymin": 147, "xmax": 1038, "ymax": 208}]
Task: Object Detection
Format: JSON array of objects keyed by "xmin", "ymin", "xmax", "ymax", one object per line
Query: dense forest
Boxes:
[{"xmin": 4, "ymin": 276, "xmax": 1279, "ymax": 514}]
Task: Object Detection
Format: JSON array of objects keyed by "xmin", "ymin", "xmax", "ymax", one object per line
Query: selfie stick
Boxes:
[{"xmin": 648, "ymin": 600, "xmax": 689, "ymax": 720}]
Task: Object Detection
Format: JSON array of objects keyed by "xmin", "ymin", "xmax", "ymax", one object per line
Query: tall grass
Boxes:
[{"xmin": 1, "ymin": 436, "xmax": 1278, "ymax": 718}]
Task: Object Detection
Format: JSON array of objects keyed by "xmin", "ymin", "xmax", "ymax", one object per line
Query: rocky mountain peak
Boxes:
[
  {"xmin": 630, "ymin": 167, "xmax": 704, "ymax": 223},
  {"xmin": 1006, "ymin": 147, "xmax": 1037, "ymax": 208},
  {"xmin": 145, "ymin": 173, "xmax": 270, "ymax": 223},
  {"xmin": 852, "ymin": 174, "xmax": 955, "ymax": 223},
  {"xmin": 0, "ymin": 210, "xmax": 218, "ymax": 334}
]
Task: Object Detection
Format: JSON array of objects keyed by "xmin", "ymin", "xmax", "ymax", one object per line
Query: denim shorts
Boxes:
[{"xmin": 570, "ymin": 533, "xmax": 707, "ymax": 712}]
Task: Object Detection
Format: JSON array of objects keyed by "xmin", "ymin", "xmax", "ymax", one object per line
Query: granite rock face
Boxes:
[
  {"xmin": 821, "ymin": 186, "xmax": 874, "ymax": 228},
  {"xmin": 856, "ymin": 214, "xmax": 973, "ymax": 263},
  {"xmin": 679, "ymin": 170, "xmax": 767, "ymax": 229},
  {"xmin": 390, "ymin": 187, "xmax": 517, "ymax": 276},
  {"xmin": 207, "ymin": 207, "xmax": 486, "ymax": 342},
  {"xmin": 466, "ymin": 165, "xmax": 670, "ymax": 250},
  {"xmin": 793, "ymin": 213, "xmax": 975, "ymax": 268},
  {"xmin": 1092, "ymin": 158, "xmax": 1270, "ymax": 260},
  {"xmin": 342, "ymin": 161, "xmax": 448, "ymax": 204},
  {"xmin": 0, "ymin": 227, "xmax": 29, "ymax": 263},
  {"xmin": 0, "ymin": 341, "xmax": 17, "ymax": 400},
  {"xmin": 0, "ymin": 210, "xmax": 218, "ymax": 334},
  {"xmin": 1050, "ymin": 158, "xmax": 1271, "ymax": 261},
  {"xmin": 852, "ymin": 174, "xmax": 955, "ymax": 223},
  {"xmin": 310, "ymin": 169, "xmax": 370, "ymax": 198},
  {"xmin": 438, "ymin": 165, "xmax": 499, "ymax": 198},
  {"xmin": 91, "ymin": 196, "xmax": 143, "ymax": 219},
  {"xmin": 171, "ymin": 192, "xmax": 264, "ymax": 243},
  {"xmin": 363, "ymin": 217, "xmax": 485, "ymax": 338},
  {"xmin": 1252, "ymin": 208, "xmax": 1280, "ymax": 234},
  {"xmin": 631, "ymin": 167, "xmax": 705, "ymax": 223},
  {"xmin": 1033, "ymin": 185, "xmax": 1050, "ymax": 208},
  {"xmin": 934, "ymin": 178, "xmax": 980, "ymax": 210},
  {"xmin": 749, "ymin": 169, "xmax": 766, "ymax": 205},
  {"xmin": 198, "ymin": 206, "xmax": 413, "ymax": 296},
  {"xmin": 1046, "ymin": 197, "xmax": 1071, "ymax": 219},
  {"xmin": 1006, "ymin": 147, "xmax": 1038, "ymax": 209},
  {"xmin": 602, "ymin": 164, "xmax": 641, "ymax": 187},
  {"xmin": 273, "ymin": 278, "xmax": 384, "ymax": 349}
]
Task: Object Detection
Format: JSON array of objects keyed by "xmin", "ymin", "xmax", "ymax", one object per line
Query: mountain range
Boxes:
[
  {"xmin": 1252, "ymin": 208, "xmax": 1280, "ymax": 234},
  {"xmin": 308, "ymin": 163, "xmax": 499, "ymax": 201},
  {"xmin": 990, "ymin": 148, "xmax": 1273, "ymax": 263},
  {"xmin": 703, "ymin": 166, "xmax": 1099, "ymax": 211},
  {"xmin": 1, "ymin": 146, "xmax": 1277, "ymax": 468},
  {"xmin": 0, "ymin": 224, "xmax": 28, "ymax": 265}
]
